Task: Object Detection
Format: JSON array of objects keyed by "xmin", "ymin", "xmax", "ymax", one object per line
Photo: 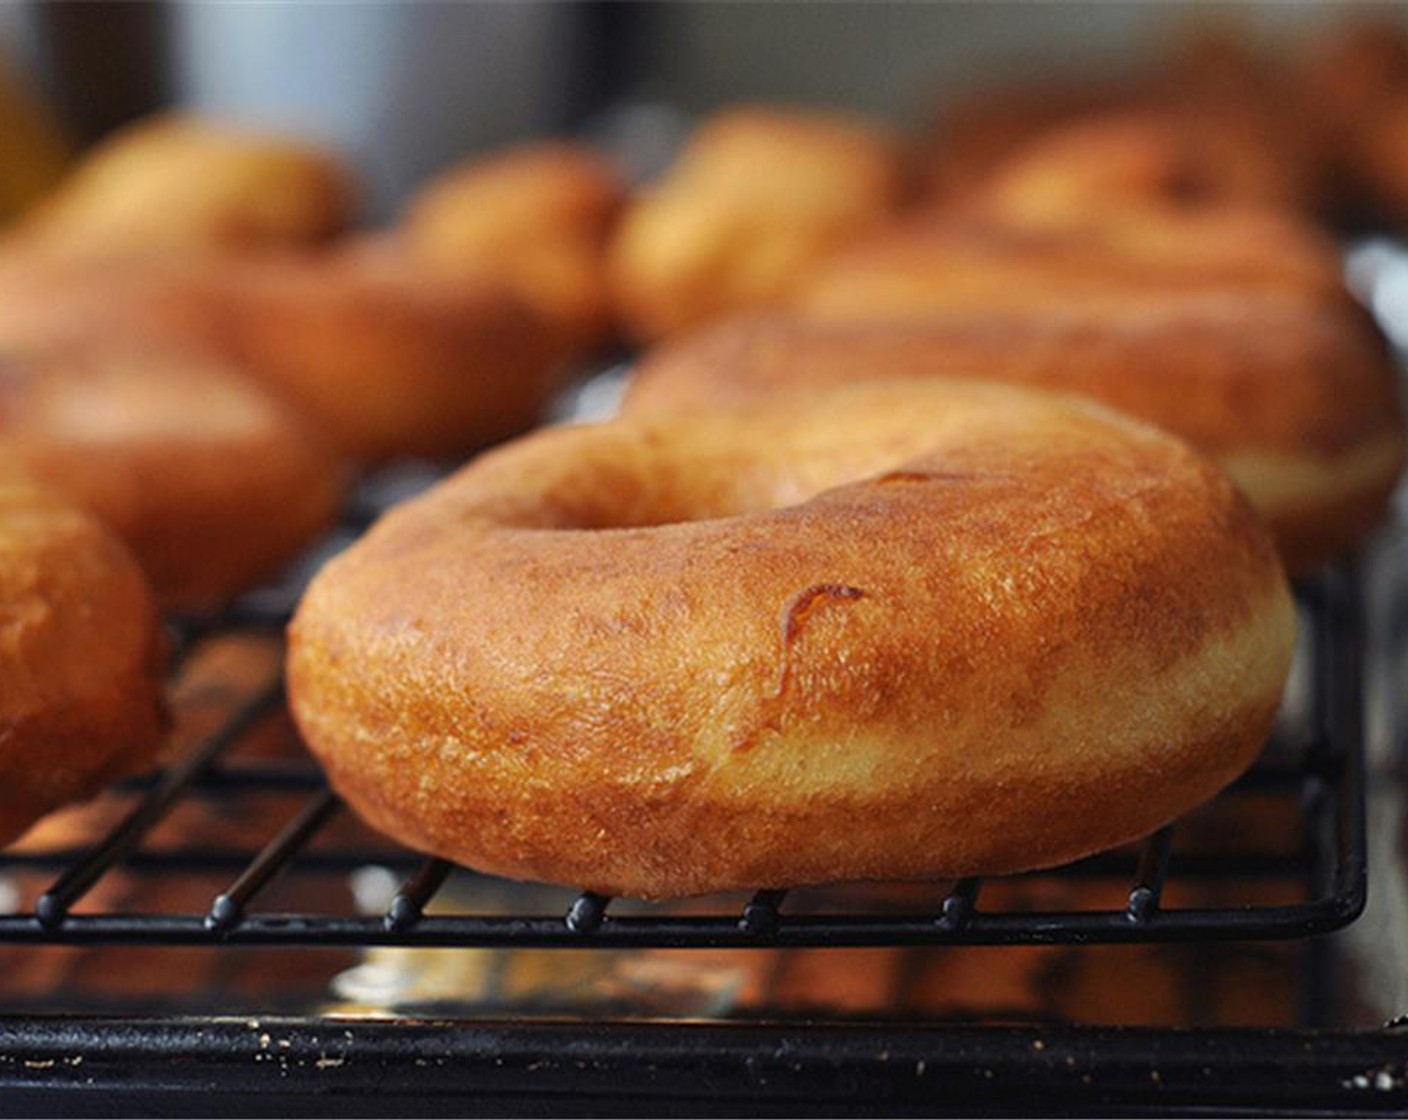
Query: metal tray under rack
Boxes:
[{"xmin": 0, "ymin": 562, "xmax": 1367, "ymax": 952}]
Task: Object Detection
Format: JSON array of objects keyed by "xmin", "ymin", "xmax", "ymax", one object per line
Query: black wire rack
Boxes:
[{"xmin": 0, "ymin": 549, "xmax": 1367, "ymax": 952}]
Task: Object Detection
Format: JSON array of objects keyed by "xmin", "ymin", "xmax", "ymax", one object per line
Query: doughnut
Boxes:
[
  {"xmin": 922, "ymin": 77, "xmax": 1116, "ymax": 204},
  {"xmin": 1295, "ymin": 18, "xmax": 1408, "ymax": 221},
  {"xmin": 288, "ymin": 380, "xmax": 1296, "ymax": 899},
  {"xmin": 1138, "ymin": 29, "xmax": 1319, "ymax": 213},
  {"xmin": 12, "ymin": 113, "xmax": 355, "ymax": 255},
  {"xmin": 608, "ymin": 106, "xmax": 907, "ymax": 341},
  {"xmin": 402, "ymin": 142, "xmax": 627, "ymax": 354},
  {"xmin": 0, "ymin": 340, "xmax": 347, "ymax": 610},
  {"xmin": 967, "ymin": 110, "xmax": 1315, "ymax": 226},
  {"xmin": 0, "ymin": 250, "xmax": 212, "ymax": 352},
  {"xmin": 211, "ymin": 240, "xmax": 567, "ymax": 461},
  {"xmin": 624, "ymin": 299, "xmax": 1407, "ymax": 575},
  {"xmin": 925, "ymin": 31, "xmax": 1315, "ymax": 214},
  {"xmin": 0, "ymin": 476, "xmax": 165, "ymax": 844},
  {"xmin": 795, "ymin": 209, "xmax": 1344, "ymax": 321},
  {"xmin": 0, "ymin": 243, "xmax": 564, "ymax": 463}
]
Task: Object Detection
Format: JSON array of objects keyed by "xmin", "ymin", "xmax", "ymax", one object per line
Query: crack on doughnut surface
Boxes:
[
  {"xmin": 873, "ymin": 469, "xmax": 987, "ymax": 486},
  {"xmin": 728, "ymin": 582, "xmax": 867, "ymax": 756},
  {"xmin": 771, "ymin": 581, "xmax": 866, "ymax": 701}
]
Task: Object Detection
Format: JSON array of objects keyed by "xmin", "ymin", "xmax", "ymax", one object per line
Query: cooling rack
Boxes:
[{"xmin": 0, "ymin": 545, "xmax": 1366, "ymax": 951}]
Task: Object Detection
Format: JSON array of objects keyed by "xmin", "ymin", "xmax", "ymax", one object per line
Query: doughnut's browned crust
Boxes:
[
  {"xmin": 213, "ymin": 242, "xmax": 565, "ymax": 461},
  {"xmin": 0, "ymin": 343, "xmax": 347, "ymax": 610},
  {"xmin": 0, "ymin": 479, "xmax": 165, "ymax": 844},
  {"xmin": 402, "ymin": 142, "xmax": 627, "ymax": 354},
  {"xmin": 796, "ymin": 210, "xmax": 1345, "ymax": 321},
  {"xmin": 969, "ymin": 111, "xmax": 1315, "ymax": 226},
  {"xmin": 13, "ymin": 114, "xmax": 355, "ymax": 254},
  {"xmin": 1342, "ymin": 95, "xmax": 1408, "ymax": 227},
  {"xmin": 608, "ymin": 106, "xmax": 907, "ymax": 341},
  {"xmin": 1295, "ymin": 19, "xmax": 1408, "ymax": 221},
  {"xmin": 923, "ymin": 78, "xmax": 1118, "ymax": 203},
  {"xmin": 288, "ymin": 380, "xmax": 1296, "ymax": 898},
  {"xmin": 0, "ymin": 245, "xmax": 563, "ymax": 463},
  {"xmin": 926, "ymin": 33, "xmax": 1316, "ymax": 214},
  {"xmin": 625, "ymin": 301, "xmax": 1407, "ymax": 574}
]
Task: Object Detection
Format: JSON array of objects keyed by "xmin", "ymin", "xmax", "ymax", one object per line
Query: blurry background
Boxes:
[
  {"xmin": 0, "ymin": 0, "xmax": 1406, "ymax": 1042},
  {"xmin": 0, "ymin": 1, "xmax": 1394, "ymax": 219}
]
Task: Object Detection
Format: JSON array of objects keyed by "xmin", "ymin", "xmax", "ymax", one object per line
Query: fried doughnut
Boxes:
[
  {"xmin": 1295, "ymin": 18, "xmax": 1408, "ymax": 221},
  {"xmin": 211, "ymin": 241, "xmax": 565, "ymax": 461},
  {"xmin": 402, "ymin": 142, "xmax": 627, "ymax": 354},
  {"xmin": 624, "ymin": 300, "xmax": 1407, "ymax": 575},
  {"xmin": 608, "ymin": 106, "xmax": 907, "ymax": 341},
  {"xmin": 923, "ymin": 77, "xmax": 1117, "ymax": 204},
  {"xmin": 13, "ymin": 113, "xmax": 355, "ymax": 254},
  {"xmin": 969, "ymin": 110, "xmax": 1315, "ymax": 226},
  {"xmin": 289, "ymin": 380, "xmax": 1295, "ymax": 898},
  {"xmin": 0, "ymin": 342, "xmax": 346, "ymax": 610},
  {"xmin": 1338, "ymin": 94, "xmax": 1408, "ymax": 228},
  {"xmin": 0, "ymin": 244, "xmax": 563, "ymax": 462},
  {"xmin": 0, "ymin": 477, "xmax": 165, "ymax": 843},
  {"xmin": 925, "ymin": 31, "xmax": 1316, "ymax": 215},
  {"xmin": 795, "ymin": 209, "xmax": 1344, "ymax": 321}
]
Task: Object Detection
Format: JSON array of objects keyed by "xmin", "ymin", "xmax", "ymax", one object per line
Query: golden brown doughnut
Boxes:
[
  {"xmin": 925, "ymin": 30, "xmax": 1317, "ymax": 215},
  {"xmin": 1295, "ymin": 18, "xmax": 1408, "ymax": 221},
  {"xmin": 0, "ymin": 477, "xmax": 165, "ymax": 844},
  {"xmin": 210, "ymin": 240, "xmax": 566, "ymax": 461},
  {"xmin": 795, "ymin": 209, "xmax": 1344, "ymax": 321},
  {"xmin": 0, "ymin": 243, "xmax": 564, "ymax": 463},
  {"xmin": 624, "ymin": 300, "xmax": 1407, "ymax": 575},
  {"xmin": 608, "ymin": 106, "xmax": 908, "ymax": 341},
  {"xmin": 402, "ymin": 142, "xmax": 627, "ymax": 354},
  {"xmin": 968, "ymin": 110, "xmax": 1315, "ymax": 226},
  {"xmin": 289, "ymin": 380, "xmax": 1295, "ymax": 899},
  {"xmin": 0, "ymin": 341, "xmax": 346, "ymax": 610},
  {"xmin": 922, "ymin": 72, "xmax": 1129, "ymax": 207},
  {"xmin": 1338, "ymin": 93, "xmax": 1408, "ymax": 227},
  {"xmin": 13, "ymin": 113, "xmax": 355, "ymax": 255}
]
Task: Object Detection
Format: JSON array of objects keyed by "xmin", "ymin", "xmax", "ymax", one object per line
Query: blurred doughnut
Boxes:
[
  {"xmin": 402, "ymin": 142, "xmax": 627, "ymax": 354},
  {"xmin": 212, "ymin": 240, "xmax": 565, "ymax": 461},
  {"xmin": 968, "ymin": 110, "xmax": 1315, "ymax": 226},
  {"xmin": 795, "ymin": 209, "xmax": 1344, "ymax": 321},
  {"xmin": 925, "ymin": 30, "xmax": 1317, "ymax": 216},
  {"xmin": 0, "ymin": 341, "xmax": 346, "ymax": 610},
  {"xmin": 13, "ymin": 113, "xmax": 355, "ymax": 255},
  {"xmin": 0, "ymin": 477, "xmax": 165, "ymax": 844},
  {"xmin": 608, "ymin": 106, "xmax": 908, "ymax": 341},
  {"xmin": 0, "ymin": 243, "xmax": 564, "ymax": 463}
]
